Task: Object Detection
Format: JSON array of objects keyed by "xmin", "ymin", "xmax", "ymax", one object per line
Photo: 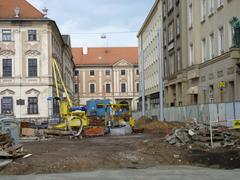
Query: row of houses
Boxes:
[
  {"xmin": 138, "ymin": 0, "xmax": 240, "ymax": 110},
  {"xmin": 0, "ymin": 0, "xmax": 139, "ymax": 121}
]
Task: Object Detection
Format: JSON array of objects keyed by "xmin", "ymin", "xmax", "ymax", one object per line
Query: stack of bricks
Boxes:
[{"xmin": 83, "ymin": 127, "xmax": 105, "ymax": 137}]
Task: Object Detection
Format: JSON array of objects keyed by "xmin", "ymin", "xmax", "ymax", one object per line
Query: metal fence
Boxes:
[{"xmin": 132, "ymin": 101, "xmax": 240, "ymax": 128}]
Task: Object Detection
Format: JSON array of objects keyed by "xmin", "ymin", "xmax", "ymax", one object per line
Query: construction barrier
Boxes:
[{"xmin": 132, "ymin": 101, "xmax": 240, "ymax": 128}]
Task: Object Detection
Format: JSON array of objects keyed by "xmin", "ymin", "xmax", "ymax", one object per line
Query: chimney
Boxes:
[
  {"xmin": 83, "ymin": 46, "xmax": 88, "ymax": 55},
  {"xmin": 14, "ymin": 7, "xmax": 20, "ymax": 18}
]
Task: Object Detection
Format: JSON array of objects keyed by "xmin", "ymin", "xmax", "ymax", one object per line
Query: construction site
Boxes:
[
  {"xmin": 1, "ymin": 111, "xmax": 240, "ymax": 175},
  {"xmin": 1, "ymin": 0, "xmax": 240, "ymax": 179},
  {"xmin": 0, "ymin": 58, "xmax": 240, "ymax": 175}
]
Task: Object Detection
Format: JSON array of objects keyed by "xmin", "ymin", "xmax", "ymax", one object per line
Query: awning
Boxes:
[{"xmin": 187, "ymin": 86, "xmax": 199, "ymax": 94}]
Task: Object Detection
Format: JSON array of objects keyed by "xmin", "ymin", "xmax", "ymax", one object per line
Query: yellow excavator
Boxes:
[{"xmin": 50, "ymin": 58, "xmax": 88, "ymax": 136}]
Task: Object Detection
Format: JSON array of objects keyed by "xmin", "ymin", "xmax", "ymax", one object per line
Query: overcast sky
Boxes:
[{"xmin": 27, "ymin": 0, "xmax": 155, "ymax": 47}]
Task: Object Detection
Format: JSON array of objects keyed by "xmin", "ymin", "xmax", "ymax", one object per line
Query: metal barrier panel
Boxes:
[
  {"xmin": 133, "ymin": 101, "xmax": 239, "ymax": 126},
  {"xmin": 209, "ymin": 104, "xmax": 218, "ymax": 124},
  {"xmin": 235, "ymin": 102, "xmax": 240, "ymax": 120},
  {"xmin": 218, "ymin": 103, "xmax": 227, "ymax": 126},
  {"xmin": 198, "ymin": 104, "xmax": 209, "ymax": 124},
  {"xmin": 225, "ymin": 102, "xmax": 235, "ymax": 128}
]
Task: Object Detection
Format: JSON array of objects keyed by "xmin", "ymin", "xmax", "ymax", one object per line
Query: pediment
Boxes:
[
  {"xmin": 25, "ymin": 88, "xmax": 40, "ymax": 96},
  {"xmin": 113, "ymin": 59, "xmax": 133, "ymax": 67},
  {"xmin": 0, "ymin": 49, "xmax": 15, "ymax": 56},
  {"xmin": 25, "ymin": 49, "xmax": 40, "ymax": 56},
  {"xmin": 0, "ymin": 89, "xmax": 15, "ymax": 95}
]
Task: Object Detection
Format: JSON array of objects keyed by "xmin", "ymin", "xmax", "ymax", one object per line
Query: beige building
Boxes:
[
  {"xmin": 138, "ymin": 0, "xmax": 240, "ymax": 109},
  {"xmin": 0, "ymin": 0, "xmax": 74, "ymax": 122},
  {"xmin": 186, "ymin": 0, "xmax": 240, "ymax": 104},
  {"xmin": 72, "ymin": 47, "xmax": 139, "ymax": 111}
]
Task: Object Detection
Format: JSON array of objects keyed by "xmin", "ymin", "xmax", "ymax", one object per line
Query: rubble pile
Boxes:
[
  {"xmin": 0, "ymin": 133, "xmax": 25, "ymax": 159},
  {"xmin": 165, "ymin": 121, "xmax": 240, "ymax": 148}
]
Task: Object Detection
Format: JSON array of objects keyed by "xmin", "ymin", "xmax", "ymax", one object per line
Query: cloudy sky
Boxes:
[{"xmin": 27, "ymin": 0, "xmax": 155, "ymax": 47}]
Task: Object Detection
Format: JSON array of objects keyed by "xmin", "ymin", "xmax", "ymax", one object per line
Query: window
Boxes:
[
  {"xmin": 28, "ymin": 30, "xmax": 37, "ymax": 41},
  {"xmin": 106, "ymin": 83, "xmax": 111, "ymax": 93},
  {"xmin": 219, "ymin": 27, "xmax": 224, "ymax": 54},
  {"xmin": 208, "ymin": 0, "xmax": 214, "ymax": 15},
  {"xmin": 74, "ymin": 70, "xmax": 79, "ymax": 76},
  {"xmin": 105, "ymin": 69, "xmax": 110, "ymax": 76},
  {"xmin": 177, "ymin": 49, "xmax": 181, "ymax": 71},
  {"xmin": 176, "ymin": 17, "xmax": 180, "ymax": 35},
  {"xmin": 163, "ymin": 3, "xmax": 166, "ymax": 17},
  {"xmin": 209, "ymin": 33, "xmax": 214, "ymax": 58},
  {"xmin": 28, "ymin": 59, "xmax": 37, "ymax": 77},
  {"xmin": 163, "ymin": 30, "xmax": 167, "ymax": 46},
  {"xmin": 2, "ymin": 59, "xmax": 12, "ymax": 77},
  {"xmin": 90, "ymin": 83, "xmax": 95, "ymax": 93},
  {"xmin": 121, "ymin": 70, "xmax": 126, "ymax": 75},
  {"xmin": 188, "ymin": 4, "xmax": 193, "ymax": 28},
  {"xmin": 1, "ymin": 97, "xmax": 13, "ymax": 114},
  {"xmin": 201, "ymin": 0, "xmax": 206, "ymax": 21},
  {"xmin": 169, "ymin": 54, "xmax": 175, "ymax": 75},
  {"xmin": 201, "ymin": 38, "xmax": 206, "ymax": 62},
  {"xmin": 229, "ymin": 21, "xmax": 233, "ymax": 48},
  {"xmin": 168, "ymin": 22, "xmax": 174, "ymax": 43},
  {"xmin": 121, "ymin": 83, "xmax": 126, "ymax": 93},
  {"xmin": 168, "ymin": 0, "xmax": 173, "ymax": 12},
  {"xmin": 28, "ymin": 97, "xmax": 38, "ymax": 114},
  {"xmin": 90, "ymin": 70, "xmax": 95, "ymax": 76},
  {"xmin": 2, "ymin": 29, "xmax": 11, "ymax": 41},
  {"xmin": 189, "ymin": 44, "xmax": 194, "ymax": 66},
  {"xmin": 136, "ymin": 69, "xmax": 139, "ymax": 75},
  {"xmin": 209, "ymin": 85, "xmax": 214, "ymax": 102},
  {"xmin": 74, "ymin": 84, "xmax": 79, "ymax": 94},
  {"xmin": 164, "ymin": 59, "xmax": 168, "ymax": 77},
  {"xmin": 136, "ymin": 83, "xmax": 139, "ymax": 92}
]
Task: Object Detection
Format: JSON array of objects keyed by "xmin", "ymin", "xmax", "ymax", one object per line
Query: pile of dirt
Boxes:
[{"xmin": 136, "ymin": 116, "xmax": 185, "ymax": 135}]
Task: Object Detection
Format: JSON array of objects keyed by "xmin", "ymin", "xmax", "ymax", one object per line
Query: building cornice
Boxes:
[{"xmin": 137, "ymin": 0, "xmax": 160, "ymax": 37}]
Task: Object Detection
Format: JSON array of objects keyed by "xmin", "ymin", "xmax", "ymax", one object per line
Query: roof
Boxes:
[
  {"xmin": 0, "ymin": 0, "xmax": 44, "ymax": 19},
  {"xmin": 137, "ymin": 0, "xmax": 160, "ymax": 37},
  {"xmin": 72, "ymin": 47, "xmax": 138, "ymax": 66}
]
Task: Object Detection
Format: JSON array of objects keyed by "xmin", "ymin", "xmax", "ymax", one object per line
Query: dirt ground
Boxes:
[{"xmin": 0, "ymin": 134, "xmax": 190, "ymax": 175}]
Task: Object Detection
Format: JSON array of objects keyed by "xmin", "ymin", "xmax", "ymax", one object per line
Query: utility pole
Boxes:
[
  {"xmin": 140, "ymin": 35, "xmax": 145, "ymax": 116},
  {"xmin": 157, "ymin": 28, "xmax": 164, "ymax": 121}
]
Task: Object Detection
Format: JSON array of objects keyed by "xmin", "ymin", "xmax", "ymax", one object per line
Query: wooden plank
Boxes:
[
  {"xmin": 0, "ymin": 150, "xmax": 13, "ymax": 158},
  {"xmin": 0, "ymin": 159, "xmax": 12, "ymax": 169}
]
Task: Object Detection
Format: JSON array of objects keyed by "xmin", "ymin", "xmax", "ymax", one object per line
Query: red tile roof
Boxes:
[
  {"xmin": 0, "ymin": 0, "xmax": 44, "ymax": 19},
  {"xmin": 72, "ymin": 47, "xmax": 138, "ymax": 66}
]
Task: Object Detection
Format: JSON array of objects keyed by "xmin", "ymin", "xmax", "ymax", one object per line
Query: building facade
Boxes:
[
  {"xmin": 138, "ymin": 0, "xmax": 240, "ymax": 109},
  {"xmin": 186, "ymin": 0, "xmax": 240, "ymax": 104},
  {"xmin": 137, "ymin": 0, "xmax": 163, "ymax": 110},
  {"xmin": 162, "ymin": 0, "xmax": 188, "ymax": 107},
  {"xmin": 72, "ymin": 47, "xmax": 139, "ymax": 111},
  {"xmin": 0, "ymin": 0, "xmax": 74, "ymax": 122}
]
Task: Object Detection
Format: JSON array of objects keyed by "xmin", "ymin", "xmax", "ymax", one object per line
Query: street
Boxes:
[{"xmin": 1, "ymin": 166, "xmax": 240, "ymax": 180}]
